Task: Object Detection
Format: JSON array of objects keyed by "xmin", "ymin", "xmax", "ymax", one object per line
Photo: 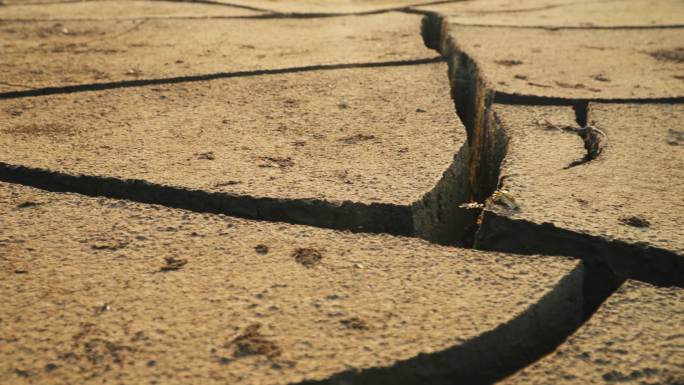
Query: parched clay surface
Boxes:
[
  {"xmin": 501, "ymin": 280, "xmax": 684, "ymax": 385},
  {"xmin": 0, "ymin": 0, "xmax": 263, "ymax": 20},
  {"xmin": 443, "ymin": 25, "xmax": 684, "ymax": 99},
  {"xmin": 418, "ymin": 0, "xmax": 684, "ymax": 28},
  {"xmin": 0, "ymin": 182, "xmax": 581, "ymax": 385},
  {"xmin": 0, "ymin": 12, "xmax": 431, "ymax": 91},
  {"xmin": 0, "ymin": 63, "xmax": 463, "ymax": 206},
  {"xmin": 476, "ymin": 104, "xmax": 684, "ymax": 284}
]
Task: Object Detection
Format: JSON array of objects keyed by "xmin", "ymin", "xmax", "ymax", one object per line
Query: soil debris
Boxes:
[
  {"xmin": 666, "ymin": 129, "xmax": 684, "ymax": 146},
  {"xmin": 338, "ymin": 133, "xmax": 377, "ymax": 145},
  {"xmin": 340, "ymin": 317, "xmax": 369, "ymax": 330},
  {"xmin": 619, "ymin": 215, "xmax": 651, "ymax": 228},
  {"xmin": 159, "ymin": 256, "xmax": 188, "ymax": 272},
  {"xmin": 16, "ymin": 201, "xmax": 40, "ymax": 208},
  {"xmin": 488, "ymin": 190, "xmax": 519, "ymax": 211},
  {"xmin": 495, "ymin": 59, "xmax": 523, "ymax": 66},
  {"xmin": 227, "ymin": 324, "xmax": 281, "ymax": 358},
  {"xmin": 258, "ymin": 156, "xmax": 294, "ymax": 168},
  {"xmin": 255, "ymin": 244, "xmax": 269, "ymax": 255},
  {"xmin": 293, "ymin": 247, "xmax": 322, "ymax": 268},
  {"xmin": 649, "ymin": 47, "xmax": 684, "ymax": 63},
  {"xmin": 196, "ymin": 151, "xmax": 215, "ymax": 160}
]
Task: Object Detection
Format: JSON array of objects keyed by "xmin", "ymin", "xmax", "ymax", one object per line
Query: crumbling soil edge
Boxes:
[
  {"xmin": 292, "ymin": 261, "xmax": 622, "ymax": 385},
  {"xmin": 0, "ymin": 162, "xmax": 413, "ymax": 236}
]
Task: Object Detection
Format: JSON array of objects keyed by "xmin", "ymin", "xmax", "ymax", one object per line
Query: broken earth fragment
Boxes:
[{"xmin": 488, "ymin": 190, "xmax": 519, "ymax": 211}]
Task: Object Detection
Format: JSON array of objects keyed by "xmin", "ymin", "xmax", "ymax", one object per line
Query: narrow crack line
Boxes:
[
  {"xmin": 493, "ymin": 92, "xmax": 684, "ymax": 106},
  {"xmin": 438, "ymin": 0, "xmax": 627, "ymax": 15},
  {"xmin": 0, "ymin": 162, "xmax": 414, "ymax": 237},
  {"xmin": 445, "ymin": 21, "xmax": 684, "ymax": 30},
  {"xmin": 157, "ymin": 0, "xmax": 272, "ymax": 13},
  {"xmin": 0, "ymin": 56, "xmax": 442, "ymax": 99},
  {"xmin": 78, "ymin": 19, "xmax": 149, "ymax": 44}
]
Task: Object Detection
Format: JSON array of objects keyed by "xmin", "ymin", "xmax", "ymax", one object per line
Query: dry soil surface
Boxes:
[{"xmin": 0, "ymin": 182, "xmax": 583, "ymax": 385}]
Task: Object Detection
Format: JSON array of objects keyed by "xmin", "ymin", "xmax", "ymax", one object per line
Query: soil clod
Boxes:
[{"xmin": 293, "ymin": 247, "xmax": 322, "ymax": 268}]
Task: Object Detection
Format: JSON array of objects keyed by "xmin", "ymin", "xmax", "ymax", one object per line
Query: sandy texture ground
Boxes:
[
  {"xmin": 418, "ymin": 0, "xmax": 684, "ymax": 27},
  {"xmin": 501, "ymin": 280, "xmax": 684, "ymax": 385},
  {"xmin": 441, "ymin": 25, "xmax": 684, "ymax": 99},
  {"xmin": 0, "ymin": 0, "xmax": 262, "ymax": 20},
  {"xmin": 1, "ymin": 0, "xmax": 683, "ymax": 384},
  {"xmin": 0, "ymin": 182, "xmax": 581, "ymax": 385},
  {"xmin": 0, "ymin": 12, "xmax": 431, "ymax": 91}
]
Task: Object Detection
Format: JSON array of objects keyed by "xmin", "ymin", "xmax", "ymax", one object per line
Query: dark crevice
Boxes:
[
  {"xmin": 444, "ymin": 22, "xmax": 684, "ymax": 30},
  {"xmin": 0, "ymin": 57, "xmax": 442, "ymax": 99},
  {"xmin": 420, "ymin": 13, "xmax": 682, "ymax": 288},
  {"xmin": 573, "ymin": 100, "xmax": 589, "ymax": 127},
  {"xmin": 0, "ymin": 162, "xmax": 414, "ymax": 237},
  {"xmin": 563, "ymin": 125, "xmax": 607, "ymax": 169},
  {"xmin": 475, "ymin": 213, "xmax": 683, "ymax": 287},
  {"xmin": 493, "ymin": 92, "xmax": 684, "ymax": 106}
]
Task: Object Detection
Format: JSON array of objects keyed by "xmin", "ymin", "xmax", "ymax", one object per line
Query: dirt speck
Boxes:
[
  {"xmin": 649, "ymin": 47, "xmax": 684, "ymax": 63},
  {"xmin": 619, "ymin": 216, "xmax": 651, "ymax": 228},
  {"xmin": 159, "ymin": 257, "xmax": 188, "ymax": 272},
  {"xmin": 4, "ymin": 123, "xmax": 73, "ymax": 137},
  {"xmin": 338, "ymin": 134, "xmax": 377, "ymax": 145},
  {"xmin": 258, "ymin": 156, "xmax": 294, "ymax": 168},
  {"xmin": 16, "ymin": 201, "xmax": 40, "ymax": 208},
  {"xmin": 255, "ymin": 244, "xmax": 269, "ymax": 255},
  {"xmin": 227, "ymin": 324, "xmax": 281, "ymax": 358},
  {"xmin": 495, "ymin": 59, "xmax": 523, "ymax": 66},
  {"xmin": 293, "ymin": 247, "xmax": 322, "ymax": 268},
  {"xmin": 196, "ymin": 151, "xmax": 215, "ymax": 160},
  {"xmin": 340, "ymin": 317, "xmax": 369, "ymax": 330},
  {"xmin": 593, "ymin": 74, "xmax": 611, "ymax": 82}
]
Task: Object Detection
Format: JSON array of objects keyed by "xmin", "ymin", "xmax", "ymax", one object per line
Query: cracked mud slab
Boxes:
[
  {"xmin": 0, "ymin": 63, "xmax": 463, "ymax": 208},
  {"xmin": 501, "ymin": 280, "xmax": 684, "ymax": 385},
  {"xmin": 418, "ymin": 0, "xmax": 684, "ymax": 28},
  {"xmin": 476, "ymin": 104, "xmax": 684, "ymax": 286},
  {"xmin": 441, "ymin": 25, "xmax": 684, "ymax": 99},
  {"xmin": 0, "ymin": 182, "xmax": 584, "ymax": 384},
  {"xmin": 0, "ymin": 0, "xmax": 263, "ymax": 20},
  {"xmin": 0, "ymin": 12, "xmax": 431, "ymax": 92}
]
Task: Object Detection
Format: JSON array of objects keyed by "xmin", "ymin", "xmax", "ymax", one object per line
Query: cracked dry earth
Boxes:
[{"xmin": 0, "ymin": 1, "xmax": 683, "ymax": 385}]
